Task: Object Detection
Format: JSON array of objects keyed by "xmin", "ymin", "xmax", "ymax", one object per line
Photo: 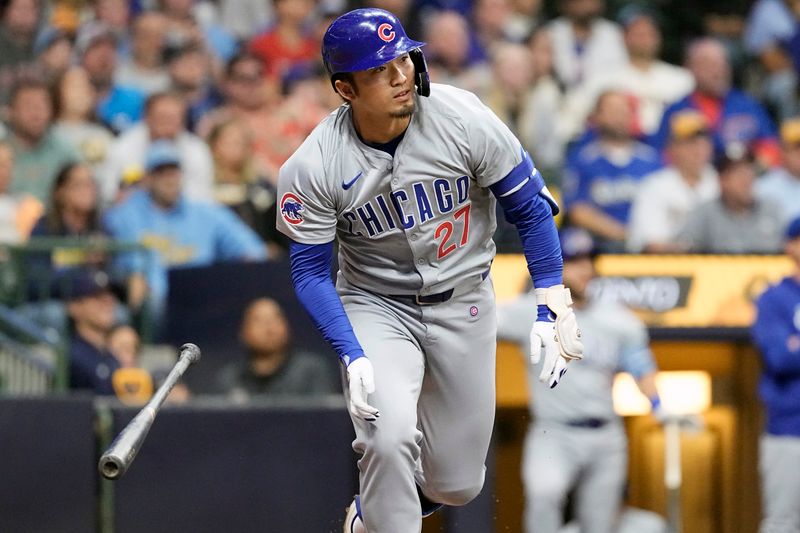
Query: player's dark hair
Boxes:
[{"xmin": 332, "ymin": 72, "xmax": 358, "ymax": 101}]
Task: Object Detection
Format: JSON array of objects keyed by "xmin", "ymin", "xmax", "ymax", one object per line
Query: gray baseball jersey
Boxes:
[
  {"xmin": 498, "ymin": 294, "xmax": 657, "ymax": 533},
  {"xmin": 276, "ymin": 83, "xmax": 524, "ymax": 294},
  {"xmin": 498, "ymin": 294, "xmax": 655, "ymax": 422}
]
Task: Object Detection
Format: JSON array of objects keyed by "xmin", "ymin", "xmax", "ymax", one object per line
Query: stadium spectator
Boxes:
[
  {"xmin": 107, "ymin": 323, "xmax": 140, "ymax": 368},
  {"xmin": 52, "ymin": 67, "xmax": 115, "ymax": 171},
  {"xmin": 6, "ymin": 77, "xmax": 80, "ymax": 204},
  {"xmin": 88, "ymin": 0, "xmax": 132, "ymax": 50},
  {"xmin": 114, "ymin": 11, "xmax": 170, "ymax": 95},
  {"xmin": 31, "ymin": 163, "xmax": 105, "ymax": 240},
  {"xmin": 249, "ymin": 0, "xmax": 318, "ymax": 80},
  {"xmin": 561, "ymin": 6, "xmax": 693, "ymax": 143},
  {"xmin": 562, "ymin": 89, "xmax": 661, "ymax": 251},
  {"xmin": 677, "ymin": 145, "xmax": 783, "ymax": 254},
  {"xmin": 33, "ymin": 28, "xmax": 73, "ymax": 85},
  {"xmin": 757, "ymin": 118, "xmax": 800, "ymax": 222},
  {"xmin": 107, "ymin": 323, "xmax": 191, "ymax": 403},
  {"xmin": 165, "ymin": 42, "xmax": 222, "ymax": 132},
  {"xmin": 198, "ymin": 53, "xmax": 283, "ymax": 182},
  {"xmin": 208, "ymin": 118, "xmax": 286, "ymax": 253},
  {"xmin": 484, "ymin": 43, "xmax": 536, "ymax": 140},
  {"xmin": 744, "ymin": 0, "xmax": 794, "ymax": 57},
  {"xmin": 519, "ymin": 26, "xmax": 566, "ymax": 171},
  {"xmin": 743, "ymin": 0, "xmax": 796, "ymax": 121},
  {"xmin": 0, "ymin": 0, "xmax": 41, "ymax": 103},
  {"xmin": 652, "ymin": 37, "xmax": 781, "ymax": 168},
  {"xmin": 77, "ymin": 24, "xmax": 146, "ymax": 134},
  {"xmin": 627, "ymin": 110, "xmax": 719, "ymax": 253},
  {"xmin": 65, "ymin": 269, "xmax": 122, "ymax": 395},
  {"xmin": 217, "ymin": 297, "xmax": 338, "ymax": 399},
  {"xmin": 507, "ymin": 0, "xmax": 544, "ymax": 42},
  {"xmin": 472, "ymin": 0, "xmax": 518, "ymax": 54},
  {"xmin": 217, "ymin": 0, "xmax": 272, "ymax": 41},
  {"xmin": 548, "ymin": 0, "xmax": 627, "ymax": 90},
  {"xmin": 103, "ymin": 140, "xmax": 267, "ymax": 329},
  {"xmin": 423, "ymin": 10, "xmax": 492, "ymax": 98},
  {"xmin": 750, "ymin": 216, "xmax": 800, "ymax": 533},
  {"xmin": 101, "ymin": 91, "xmax": 214, "ymax": 203},
  {"xmin": 0, "ymin": 139, "xmax": 41, "ymax": 243},
  {"xmin": 158, "ymin": 0, "xmax": 238, "ymax": 64}
]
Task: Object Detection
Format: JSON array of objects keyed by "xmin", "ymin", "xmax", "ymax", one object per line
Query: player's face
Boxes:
[
  {"xmin": 563, "ymin": 256, "xmax": 595, "ymax": 302},
  {"xmin": 350, "ymin": 54, "xmax": 416, "ymax": 119}
]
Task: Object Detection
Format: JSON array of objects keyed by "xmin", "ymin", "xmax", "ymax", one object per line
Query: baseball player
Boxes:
[
  {"xmin": 275, "ymin": 8, "xmax": 583, "ymax": 533},
  {"xmin": 751, "ymin": 216, "xmax": 800, "ymax": 533},
  {"xmin": 497, "ymin": 228, "xmax": 662, "ymax": 533}
]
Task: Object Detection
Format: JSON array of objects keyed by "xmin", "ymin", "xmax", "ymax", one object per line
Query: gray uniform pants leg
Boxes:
[
  {"xmin": 760, "ymin": 434, "xmax": 800, "ymax": 533},
  {"xmin": 339, "ymin": 278, "xmax": 497, "ymax": 533},
  {"xmin": 524, "ymin": 423, "xmax": 626, "ymax": 533}
]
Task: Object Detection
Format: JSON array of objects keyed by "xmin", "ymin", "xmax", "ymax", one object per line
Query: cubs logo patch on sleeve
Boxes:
[{"xmin": 280, "ymin": 193, "xmax": 305, "ymax": 225}]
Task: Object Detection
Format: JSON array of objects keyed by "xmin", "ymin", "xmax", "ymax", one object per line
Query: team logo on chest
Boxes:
[
  {"xmin": 280, "ymin": 193, "xmax": 305, "ymax": 225},
  {"xmin": 377, "ymin": 23, "xmax": 395, "ymax": 42}
]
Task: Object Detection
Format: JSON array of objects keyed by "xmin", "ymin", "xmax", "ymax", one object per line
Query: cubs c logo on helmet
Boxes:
[
  {"xmin": 377, "ymin": 23, "xmax": 395, "ymax": 42},
  {"xmin": 280, "ymin": 193, "xmax": 305, "ymax": 225}
]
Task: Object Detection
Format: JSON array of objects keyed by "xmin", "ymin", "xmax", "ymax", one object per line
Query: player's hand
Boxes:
[
  {"xmin": 530, "ymin": 285, "xmax": 584, "ymax": 388},
  {"xmin": 346, "ymin": 357, "xmax": 380, "ymax": 422}
]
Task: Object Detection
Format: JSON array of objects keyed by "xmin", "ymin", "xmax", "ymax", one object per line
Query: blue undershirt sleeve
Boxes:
[
  {"xmin": 490, "ymin": 151, "xmax": 563, "ymax": 322},
  {"xmin": 288, "ymin": 240, "xmax": 364, "ymax": 364}
]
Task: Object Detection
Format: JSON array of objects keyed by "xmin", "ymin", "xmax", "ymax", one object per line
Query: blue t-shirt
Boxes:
[
  {"xmin": 103, "ymin": 190, "xmax": 267, "ymax": 307},
  {"xmin": 752, "ymin": 276, "xmax": 800, "ymax": 436},
  {"xmin": 562, "ymin": 140, "xmax": 662, "ymax": 224}
]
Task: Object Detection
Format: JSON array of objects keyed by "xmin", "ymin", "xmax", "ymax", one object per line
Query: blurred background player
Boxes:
[
  {"xmin": 751, "ymin": 216, "xmax": 800, "ymax": 533},
  {"xmin": 497, "ymin": 228, "xmax": 665, "ymax": 533}
]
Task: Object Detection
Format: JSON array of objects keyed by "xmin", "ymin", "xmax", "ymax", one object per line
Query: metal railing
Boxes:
[{"xmin": 0, "ymin": 238, "xmax": 150, "ymax": 393}]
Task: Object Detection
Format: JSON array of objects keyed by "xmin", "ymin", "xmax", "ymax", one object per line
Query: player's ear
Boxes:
[{"xmin": 334, "ymin": 78, "xmax": 357, "ymax": 102}]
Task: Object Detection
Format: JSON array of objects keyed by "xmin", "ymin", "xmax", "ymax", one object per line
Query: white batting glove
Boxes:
[
  {"xmin": 530, "ymin": 285, "xmax": 584, "ymax": 388},
  {"xmin": 346, "ymin": 357, "xmax": 380, "ymax": 422}
]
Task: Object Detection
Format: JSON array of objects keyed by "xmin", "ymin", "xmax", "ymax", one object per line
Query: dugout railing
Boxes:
[{"xmin": 0, "ymin": 238, "xmax": 152, "ymax": 393}]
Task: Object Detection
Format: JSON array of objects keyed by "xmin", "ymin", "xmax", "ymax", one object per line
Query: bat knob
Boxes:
[{"xmin": 179, "ymin": 343, "xmax": 201, "ymax": 364}]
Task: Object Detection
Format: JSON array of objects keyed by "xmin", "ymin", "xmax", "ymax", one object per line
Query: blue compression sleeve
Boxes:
[
  {"xmin": 288, "ymin": 240, "xmax": 364, "ymax": 364},
  {"xmin": 490, "ymin": 152, "xmax": 563, "ymax": 321}
]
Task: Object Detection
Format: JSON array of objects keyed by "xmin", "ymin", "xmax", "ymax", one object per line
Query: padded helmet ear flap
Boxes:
[{"xmin": 409, "ymin": 49, "xmax": 430, "ymax": 97}]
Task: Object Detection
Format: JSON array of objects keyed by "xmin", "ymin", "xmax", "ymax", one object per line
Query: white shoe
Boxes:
[{"xmin": 343, "ymin": 497, "xmax": 366, "ymax": 533}]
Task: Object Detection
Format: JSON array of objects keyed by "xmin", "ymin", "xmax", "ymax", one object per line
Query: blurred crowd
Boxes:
[{"xmin": 0, "ymin": 0, "xmax": 800, "ymax": 398}]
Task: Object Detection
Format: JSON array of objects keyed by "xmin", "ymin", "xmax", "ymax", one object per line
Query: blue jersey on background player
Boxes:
[{"xmin": 751, "ymin": 216, "xmax": 800, "ymax": 533}]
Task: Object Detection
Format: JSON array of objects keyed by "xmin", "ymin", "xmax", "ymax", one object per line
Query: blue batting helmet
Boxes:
[{"xmin": 322, "ymin": 8, "xmax": 430, "ymax": 96}]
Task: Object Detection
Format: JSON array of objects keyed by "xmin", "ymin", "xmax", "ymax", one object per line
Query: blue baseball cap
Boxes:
[
  {"xmin": 786, "ymin": 216, "xmax": 800, "ymax": 240},
  {"xmin": 59, "ymin": 269, "xmax": 122, "ymax": 301},
  {"xmin": 145, "ymin": 140, "xmax": 181, "ymax": 173},
  {"xmin": 560, "ymin": 228, "xmax": 596, "ymax": 261}
]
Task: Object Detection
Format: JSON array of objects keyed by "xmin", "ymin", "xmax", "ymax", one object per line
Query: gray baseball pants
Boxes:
[
  {"xmin": 760, "ymin": 434, "xmax": 800, "ymax": 533},
  {"xmin": 337, "ymin": 274, "xmax": 497, "ymax": 533}
]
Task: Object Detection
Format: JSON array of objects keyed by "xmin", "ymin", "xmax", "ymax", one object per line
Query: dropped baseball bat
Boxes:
[{"xmin": 98, "ymin": 343, "xmax": 201, "ymax": 480}]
